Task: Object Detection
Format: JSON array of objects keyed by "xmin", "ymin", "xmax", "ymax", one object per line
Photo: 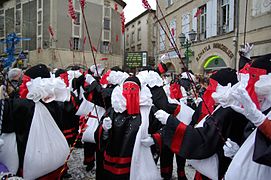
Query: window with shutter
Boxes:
[
  {"xmin": 220, "ymin": 0, "xmax": 230, "ymax": 33},
  {"xmin": 159, "ymin": 26, "xmax": 165, "ymax": 51},
  {"xmin": 199, "ymin": 5, "xmax": 207, "ymax": 40}
]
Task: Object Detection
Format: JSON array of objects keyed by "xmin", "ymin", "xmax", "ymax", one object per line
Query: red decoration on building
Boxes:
[
  {"xmin": 68, "ymin": 0, "xmax": 77, "ymax": 21},
  {"xmin": 92, "ymin": 46, "xmax": 97, "ymax": 52},
  {"xmin": 194, "ymin": 8, "xmax": 202, "ymax": 18},
  {"xmin": 83, "ymin": 36, "xmax": 87, "ymax": 45},
  {"xmin": 171, "ymin": 28, "xmax": 175, "ymax": 36},
  {"xmin": 114, "ymin": 3, "xmax": 118, "ymax": 11},
  {"xmin": 116, "ymin": 35, "xmax": 119, "ymax": 42},
  {"xmin": 142, "ymin": 0, "xmax": 151, "ymax": 10},
  {"xmin": 101, "ymin": 57, "xmax": 108, "ymax": 61},
  {"xmin": 48, "ymin": 25, "xmax": 54, "ymax": 37},
  {"xmin": 80, "ymin": 0, "xmax": 86, "ymax": 9},
  {"xmin": 120, "ymin": 11, "xmax": 125, "ymax": 34}
]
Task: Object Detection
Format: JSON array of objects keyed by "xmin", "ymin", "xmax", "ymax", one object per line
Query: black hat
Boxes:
[
  {"xmin": 124, "ymin": 76, "xmax": 141, "ymax": 89},
  {"xmin": 239, "ymin": 55, "xmax": 252, "ymax": 70},
  {"xmin": 70, "ymin": 65, "xmax": 80, "ymax": 71},
  {"xmin": 55, "ymin": 69, "xmax": 66, "ymax": 77},
  {"xmin": 210, "ymin": 68, "xmax": 238, "ymax": 86},
  {"xmin": 111, "ymin": 66, "xmax": 123, "ymax": 72},
  {"xmin": 24, "ymin": 64, "xmax": 50, "ymax": 79},
  {"xmin": 251, "ymin": 53, "xmax": 271, "ymax": 74},
  {"xmin": 141, "ymin": 65, "xmax": 155, "ymax": 72}
]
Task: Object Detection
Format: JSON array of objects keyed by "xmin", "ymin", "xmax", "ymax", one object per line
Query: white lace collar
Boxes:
[
  {"xmin": 136, "ymin": 70, "xmax": 163, "ymax": 88},
  {"xmin": 26, "ymin": 77, "xmax": 70, "ymax": 103},
  {"xmin": 107, "ymin": 71, "xmax": 129, "ymax": 85}
]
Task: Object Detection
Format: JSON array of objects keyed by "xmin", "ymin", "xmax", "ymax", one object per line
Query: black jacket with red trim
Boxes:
[
  {"xmin": 162, "ymin": 107, "xmax": 249, "ymax": 179},
  {"xmin": 148, "ymin": 85, "xmax": 179, "ymax": 115},
  {"xmin": 58, "ymin": 94, "xmax": 80, "ymax": 145},
  {"xmin": 94, "ymin": 107, "xmax": 162, "ymax": 180},
  {"xmin": 83, "ymin": 80, "xmax": 115, "ymax": 110}
]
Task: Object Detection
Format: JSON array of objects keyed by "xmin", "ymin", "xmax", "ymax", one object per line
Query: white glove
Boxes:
[
  {"xmin": 154, "ymin": 110, "xmax": 170, "ymax": 125},
  {"xmin": 239, "ymin": 43, "xmax": 253, "ymax": 59},
  {"xmin": 141, "ymin": 136, "xmax": 155, "ymax": 147},
  {"xmin": 212, "ymin": 83, "xmax": 239, "ymax": 108},
  {"xmin": 223, "ymin": 138, "xmax": 240, "ymax": 159},
  {"xmin": 230, "ymin": 87, "xmax": 266, "ymax": 127},
  {"xmin": 102, "ymin": 117, "xmax": 112, "ymax": 131}
]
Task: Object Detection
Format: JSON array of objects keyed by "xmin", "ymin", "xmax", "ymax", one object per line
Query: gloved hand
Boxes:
[
  {"xmin": 141, "ymin": 136, "xmax": 155, "ymax": 147},
  {"xmin": 239, "ymin": 43, "xmax": 253, "ymax": 60},
  {"xmin": 230, "ymin": 87, "xmax": 266, "ymax": 127},
  {"xmin": 102, "ymin": 117, "xmax": 112, "ymax": 131},
  {"xmin": 223, "ymin": 138, "xmax": 240, "ymax": 159},
  {"xmin": 154, "ymin": 110, "xmax": 170, "ymax": 125},
  {"xmin": 212, "ymin": 83, "xmax": 239, "ymax": 108}
]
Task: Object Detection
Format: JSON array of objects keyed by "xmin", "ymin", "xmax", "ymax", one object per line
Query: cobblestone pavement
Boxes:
[{"xmin": 64, "ymin": 148, "xmax": 195, "ymax": 180}]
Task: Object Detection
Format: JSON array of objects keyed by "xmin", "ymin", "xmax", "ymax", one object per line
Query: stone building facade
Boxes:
[
  {"xmin": 0, "ymin": 0, "xmax": 126, "ymax": 69},
  {"xmin": 125, "ymin": 9, "xmax": 156, "ymax": 67},
  {"xmin": 156, "ymin": 0, "xmax": 271, "ymax": 74}
]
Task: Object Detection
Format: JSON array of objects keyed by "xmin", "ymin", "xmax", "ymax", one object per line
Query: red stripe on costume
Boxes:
[
  {"xmin": 178, "ymin": 170, "xmax": 185, "ymax": 177},
  {"xmin": 87, "ymin": 92, "xmax": 93, "ymax": 101},
  {"xmin": 152, "ymin": 133, "xmax": 162, "ymax": 152},
  {"xmin": 161, "ymin": 166, "xmax": 173, "ymax": 173},
  {"xmin": 84, "ymin": 156, "xmax": 95, "ymax": 163},
  {"xmin": 63, "ymin": 128, "xmax": 76, "ymax": 134},
  {"xmin": 104, "ymin": 151, "xmax": 131, "ymax": 164},
  {"xmin": 65, "ymin": 134, "xmax": 76, "ymax": 139},
  {"xmin": 171, "ymin": 123, "xmax": 187, "ymax": 154},
  {"xmin": 173, "ymin": 104, "xmax": 181, "ymax": 117},
  {"xmin": 71, "ymin": 96, "xmax": 79, "ymax": 110},
  {"xmin": 259, "ymin": 119, "xmax": 271, "ymax": 140},
  {"xmin": 194, "ymin": 171, "xmax": 203, "ymax": 180},
  {"xmin": 104, "ymin": 164, "xmax": 130, "ymax": 175}
]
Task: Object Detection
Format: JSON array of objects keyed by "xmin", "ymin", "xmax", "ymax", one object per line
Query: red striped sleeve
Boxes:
[
  {"xmin": 171, "ymin": 122, "xmax": 187, "ymax": 154},
  {"xmin": 152, "ymin": 133, "xmax": 162, "ymax": 152}
]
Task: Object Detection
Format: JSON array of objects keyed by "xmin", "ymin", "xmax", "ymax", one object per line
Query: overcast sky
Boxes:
[{"xmin": 123, "ymin": 0, "xmax": 156, "ymax": 23}]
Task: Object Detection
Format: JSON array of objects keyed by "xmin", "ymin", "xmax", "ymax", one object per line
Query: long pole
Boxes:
[{"xmin": 243, "ymin": 0, "xmax": 248, "ymax": 44}]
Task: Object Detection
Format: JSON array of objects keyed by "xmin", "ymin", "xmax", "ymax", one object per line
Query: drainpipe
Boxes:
[{"xmin": 233, "ymin": 0, "xmax": 240, "ymax": 70}]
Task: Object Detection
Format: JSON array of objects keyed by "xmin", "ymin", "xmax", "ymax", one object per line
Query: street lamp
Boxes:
[{"xmin": 178, "ymin": 30, "xmax": 196, "ymax": 70}]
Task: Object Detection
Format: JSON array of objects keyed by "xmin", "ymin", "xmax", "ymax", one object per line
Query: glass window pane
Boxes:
[{"xmin": 104, "ymin": 18, "xmax": 110, "ymax": 30}]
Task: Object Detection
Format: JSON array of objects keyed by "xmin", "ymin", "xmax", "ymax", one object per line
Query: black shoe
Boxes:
[
  {"xmin": 86, "ymin": 163, "xmax": 95, "ymax": 172},
  {"xmin": 62, "ymin": 172, "xmax": 72, "ymax": 178}
]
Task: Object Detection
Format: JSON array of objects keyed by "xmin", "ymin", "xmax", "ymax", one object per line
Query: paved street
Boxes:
[{"xmin": 65, "ymin": 148, "xmax": 195, "ymax": 180}]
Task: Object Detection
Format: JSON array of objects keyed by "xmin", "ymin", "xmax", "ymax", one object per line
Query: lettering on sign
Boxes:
[
  {"xmin": 196, "ymin": 45, "xmax": 211, "ymax": 62},
  {"xmin": 213, "ymin": 43, "xmax": 234, "ymax": 59},
  {"xmin": 195, "ymin": 43, "xmax": 234, "ymax": 62}
]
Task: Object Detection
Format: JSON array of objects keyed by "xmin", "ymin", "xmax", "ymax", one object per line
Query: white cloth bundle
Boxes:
[{"xmin": 23, "ymin": 102, "xmax": 69, "ymax": 180}]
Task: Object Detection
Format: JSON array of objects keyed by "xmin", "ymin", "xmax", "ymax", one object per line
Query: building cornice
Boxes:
[
  {"xmin": 125, "ymin": 9, "xmax": 156, "ymax": 27},
  {"xmin": 114, "ymin": 0, "xmax": 126, "ymax": 8}
]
